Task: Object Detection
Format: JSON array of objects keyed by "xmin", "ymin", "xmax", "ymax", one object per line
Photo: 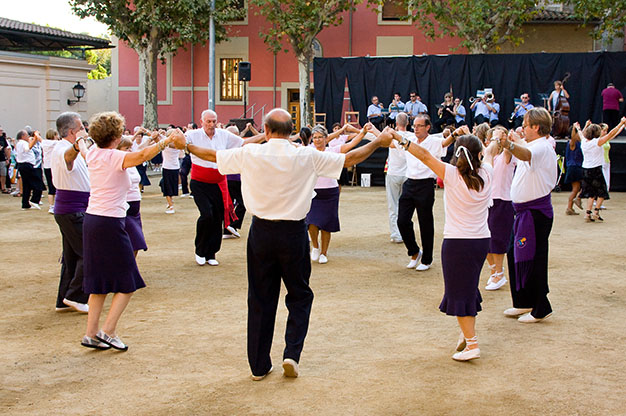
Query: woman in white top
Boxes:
[
  {"xmin": 385, "ymin": 126, "xmax": 493, "ymax": 362},
  {"xmin": 42, "ymin": 129, "xmax": 60, "ymax": 213},
  {"xmin": 161, "ymin": 138, "xmax": 181, "ymax": 214},
  {"xmin": 547, "ymin": 80, "xmax": 570, "ymax": 114},
  {"xmin": 80, "ymin": 112, "xmax": 176, "ymax": 351},
  {"xmin": 306, "ymin": 124, "xmax": 368, "ymax": 264},
  {"xmin": 118, "ymin": 137, "xmax": 147, "ymax": 256},
  {"xmin": 578, "ymin": 117, "xmax": 626, "ymax": 222}
]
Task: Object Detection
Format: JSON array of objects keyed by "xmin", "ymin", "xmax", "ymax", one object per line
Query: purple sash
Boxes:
[
  {"xmin": 54, "ymin": 189, "xmax": 90, "ymax": 215},
  {"xmin": 511, "ymin": 194, "xmax": 553, "ymax": 290}
]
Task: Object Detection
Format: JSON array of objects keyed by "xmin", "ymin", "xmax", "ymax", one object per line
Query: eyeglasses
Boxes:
[{"xmin": 414, "ymin": 124, "xmax": 427, "ymax": 127}]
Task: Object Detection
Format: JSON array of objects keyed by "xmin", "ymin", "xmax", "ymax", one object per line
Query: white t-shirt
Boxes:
[
  {"xmin": 443, "ymin": 163, "xmax": 492, "ymax": 239},
  {"xmin": 86, "ymin": 147, "xmax": 131, "ymax": 218},
  {"xmin": 313, "ymin": 145, "xmax": 342, "ymax": 189},
  {"xmin": 50, "ymin": 139, "xmax": 90, "ymax": 192},
  {"xmin": 126, "ymin": 166, "xmax": 142, "ymax": 202},
  {"xmin": 405, "ymin": 134, "xmax": 446, "ymax": 180},
  {"xmin": 162, "ymin": 146, "xmax": 180, "ymax": 170},
  {"xmin": 15, "ymin": 140, "xmax": 36, "ymax": 164},
  {"xmin": 510, "ymin": 137, "xmax": 557, "ymax": 203},
  {"xmin": 491, "ymin": 152, "xmax": 516, "ymax": 201},
  {"xmin": 41, "ymin": 139, "xmax": 58, "ymax": 169},
  {"xmin": 581, "ymin": 138, "xmax": 604, "ymax": 169},
  {"xmin": 217, "ymin": 138, "xmax": 345, "ymax": 221},
  {"xmin": 185, "ymin": 128, "xmax": 243, "ymax": 169},
  {"xmin": 387, "ymin": 131, "xmax": 409, "ymax": 177}
]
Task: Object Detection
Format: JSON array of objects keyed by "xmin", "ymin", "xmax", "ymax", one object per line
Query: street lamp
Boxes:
[{"xmin": 67, "ymin": 82, "xmax": 86, "ymax": 105}]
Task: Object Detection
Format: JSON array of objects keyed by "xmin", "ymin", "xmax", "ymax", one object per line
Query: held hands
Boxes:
[
  {"xmin": 33, "ymin": 131, "xmax": 43, "ymax": 142},
  {"xmin": 169, "ymin": 129, "xmax": 187, "ymax": 150}
]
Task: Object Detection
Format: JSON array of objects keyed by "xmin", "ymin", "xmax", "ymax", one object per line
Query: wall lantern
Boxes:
[{"xmin": 67, "ymin": 82, "xmax": 86, "ymax": 105}]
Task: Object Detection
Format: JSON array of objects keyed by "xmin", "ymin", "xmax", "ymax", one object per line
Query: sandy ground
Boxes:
[{"xmin": 1, "ymin": 185, "xmax": 625, "ymax": 415}]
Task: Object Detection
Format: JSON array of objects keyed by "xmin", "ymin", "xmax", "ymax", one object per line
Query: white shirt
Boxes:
[
  {"xmin": 126, "ymin": 166, "xmax": 142, "ymax": 202},
  {"xmin": 15, "ymin": 140, "xmax": 36, "ymax": 164},
  {"xmin": 510, "ymin": 137, "xmax": 557, "ymax": 203},
  {"xmin": 50, "ymin": 139, "xmax": 90, "ymax": 192},
  {"xmin": 405, "ymin": 134, "xmax": 446, "ymax": 180},
  {"xmin": 217, "ymin": 138, "xmax": 345, "ymax": 220},
  {"xmin": 162, "ymin": 146, "xmax": 180, "ymax": 170},
  {"xmin": 41, "ymin": 139, "xmax": 58, "ymax": 169},
  {"xmin": 387, "ymin": 131, "xmax": 409, "ymax": 177},
  {"xmin": 185, "ymin": 128, "xmax": 243, "ymax": 169},
  {"xmin": 581, "ymin": 138, "xmax": 604, "ymax": 169}
]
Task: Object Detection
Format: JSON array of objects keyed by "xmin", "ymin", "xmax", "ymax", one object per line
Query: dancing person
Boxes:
[
  {"xmin": 499, "ymin": 107, "xmax": 557, "ymax": 323},
  {"xmin": 600, "ymin": 123, "xmax": 611, "ymax": 197},
  {"xmin": 170, "ymin": 108, "xmax": 391, "ymax": 380},
  {"xmin": 385, "ymin": 113, "xmax": 408, "ymax": 243},
  {"xmin": 160, "ymin": 132, "xmax": 180, "ymax": 214},
  {"xmin": 307, "ymin": 124, "xmax": 369, "ymax": 264},
  {"xmin": 473, "ymin": 123, "xmax": 490, "ymax": 147},
  {"xmin": 485, "ymin": 127, "xmax": 515, "ymax": 291},
  {"xmin": 131, "ymin": 127, "xmax": 152, "ymax": 192},
  {"xmin": 80, "ymin": 111, "xmax": 176, "ymax": 351},
  {"xmin": 510, "ymin": 93, "xmax": 534, "ymax": 129},
  {"xmin": 601, "ymin": 83, "xmax": 623, "ymax": 130},
  {"xmin": 564, "ymin": 124, "xmax": 584, "ymax": 215},
  {"xmin": 397, "ymin": 115, "xmax": 456, "ymax": 271},
  {"xmin": 384, "ymin": 127, "xmax": 493, "ymax": 361},
  {"xmin": 15, "ymin": 129, "xmax": 45, "ymax": 210},
  {"xmin": 117, "ymin": 137, "xmax": 147, "ymax": 256},
  {"xmin": 184, "ymin": 109, "xmax": 263, "ymax": 266},
  {"xmin": 0, "ymin": 126, "xmax": 11, "ymax": 193},
  {"xmin": 578, "ymin": 118, "xmax": 626, "ymax": 222},
  {"xmin": 51, "ymin": 112, "xmax": 91, "ymax": 313},
  {"xmin": 42, "ymin": 129, "xmax": 60, "ymax": 213}
]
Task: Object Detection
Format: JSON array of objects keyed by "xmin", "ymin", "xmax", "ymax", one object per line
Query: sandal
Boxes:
[
  {"xmin": 452, "ymin": 336, "xmax": 480, "ymax": 361},
  {"xmin": 593, "ymin": 208, "xmax": 603, "ymax": 222},
  {"xmin": 486, "ymin": 264, "xmax": 496, "ymax": 285},
  {"xmin": 585, "ymin": 210, "xmax": 594, "ymax": 223},
  {"xmin": 486, "ymin": 271, "xmax": 507, "ymax": 290}
]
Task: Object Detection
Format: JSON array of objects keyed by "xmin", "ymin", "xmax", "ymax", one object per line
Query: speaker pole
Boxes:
[{"xmin": 244, "ymin": 81, "xmax": 248, "ymax": 118}]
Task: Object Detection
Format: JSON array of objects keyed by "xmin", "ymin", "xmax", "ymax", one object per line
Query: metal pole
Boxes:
[
  {"xmin": 208, "ymin": 0, "xmax": 216, "ymax": 110},
  {"xmin": 191, "ymin": 46, "xmax": 195, "ymax": 121}
]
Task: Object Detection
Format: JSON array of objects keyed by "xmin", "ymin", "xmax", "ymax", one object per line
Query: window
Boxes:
[
  {"xmin": 230, "ymin": 0, "xmax": 248, "ymax": 24},
  {"xmin": 381, "ymin": 0, "xmax": 409, "ymax": 21},
  {"xmin": 220, "ymin": 58, "xmax": 243, "ymax": 101}
]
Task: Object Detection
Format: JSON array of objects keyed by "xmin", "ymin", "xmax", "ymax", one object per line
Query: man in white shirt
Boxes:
[
  {"xmin": 15, "ymin": 129, "xmax": 45, "ymax": 210},
  {"xmin": 385, "ymin": 113, "xmax": 408, "ymax": 243},
  {"xmin": 498, "ymin": 107, "xmax": 557, "ymax": 323},
  {"xmin": 173, "ymin": 108, "xmax": 392, "ymax": 381},
  {"xmin": 397, "ymin": 115, "xmax": 455, "ymax": 271},
  {"xmin": 51, "ymin": 112, "xmax": 91, "ymax": 313}
]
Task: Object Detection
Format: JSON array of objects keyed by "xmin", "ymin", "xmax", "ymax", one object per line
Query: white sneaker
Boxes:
[
  {"xmin": 390, "ymin": 237, "xmax": 403, "ymax": 244},
  {"xmin": 452, "ymin": 347, "xmax": 480, "ymax": 361},
  {"xmin": 518, "ymin": 312, "xmax": 552, "ymax": 323},
  {"xmin": 226, "ymin": 225, "xmax": 240, "ymax": 238},
  {"xmin": 62, "ymin": 298, "xmax": 89, "ymax": 313},
  {"xmin": 406, "ymin": 250, "xmax": 423, "ymax": 268},
  {"xmin": 282, "ymin": 358, "xmax": 299, "ymax": 378},
  {"xmin": 180, "ymin": 193, "xmax": 190, "ymax": 198},
  {"xmin": 222, "ymin": 234, "xmax": 236, "ymax": 239},
  {"xmin": 503, "ymin": 307, "xmax": 532, "ymax": 317},
  {"xmin": 318, "ymin": 254, "xmax": 328, "ymax": 264},
  {"xmin": 29, "ymin": 201, "xmax": 41, "ymax": 210},
  {"xmin": 207, "ymin": 259, "xmax": 219, "ymax": 266},
  {"xmin": 251, "ymin": 366, "xmax": 273, "ymax": 381},
  {"xmin": 48, "ymin": 206, "xmax": 54, "ymax": 214},
  {"xmin": 310, "ymin": 247, "xmax": 320, "ymax": 261},
  {"xmin": 195, "ymin": 254, "xmax": 206, "ymax": 266},
  {"xmin": 416, "ymin": 263, "xmax": 431, "ymax": 271},
  {"xmin": 485, "ymin": 274, "xmax": 507, "ymax": 290},
  {"xmin": 165, "ymin": 206, "xmax": 175, "ymax": 214}
]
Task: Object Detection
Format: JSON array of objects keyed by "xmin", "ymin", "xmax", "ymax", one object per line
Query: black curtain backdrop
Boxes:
[{"xmin": 314, "ymin": 52, "xmax": 626, "ymax": 130}]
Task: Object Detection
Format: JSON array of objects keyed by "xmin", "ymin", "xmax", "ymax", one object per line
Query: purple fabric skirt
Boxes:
[
  {"xmin": 439, "ymin": 238, "xmax": 490, "ymax": 317},
  {"xmin": 83, "ymin": 213, "xmax": 146, "ymax": 294},
  {"xmin": 125, "ymin": 201, "xmax": 147, "ymax": 252},
  {"xmin": 306, "ymin": 187, "xmax": 340, "ymax": 232},
  {"xmin": 488, "ymin": 198, "xmax": 514, "ymax": 254}
]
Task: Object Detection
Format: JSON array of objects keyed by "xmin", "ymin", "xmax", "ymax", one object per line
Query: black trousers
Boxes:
[
  {"xmin": 369, "ymin": 115, "xmax": 384, "ymax": 131},
  {"xmin": 247, "ymin": 217, "xmax": 313, "ymax": 376},
  {"xmin": 473, "ymin": 114, "xmax": 489, "ymax": 126},
  {"xmin": 603, "ymin": 109, "xmax": 620, "ymax": 131},
  {"xmin": 54, "ymin": 212, "xmax": 89, "ymax": 307},
  {"xmin": 179, "ymin": 155, "xmax": 191, "ymax": 194},
  {"xmin": 512, "ymin": 116, "xmax": 524, "ymax": 129},
  {"xmin": 227, "ymin": 180, "xmax": 246, "ymax": 230},
  {"xmin": 397, "ymin": 178, "xmax": 436, "ymax": 264},
  {"xmin": 190, "ymin": 179, "xmax": 224, "ymax": 259},
  {"xmin": 507, "ymin": 209, "xmax": 553, "ymax": 319},
  {"xmin": 17, "ymin": 163, "xmax": 44, "ymax": 208}
]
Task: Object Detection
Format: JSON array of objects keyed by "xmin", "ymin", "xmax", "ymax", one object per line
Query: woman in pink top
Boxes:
[
  {"xmin": 81, "ymin": 112, "xmax": 176, "ymax": 351},
  {"xmin": 384, "ymin": 126, "xmax": 493, "ymax": 362},
  {"xmin": 485, "ymin": 127, "xmax": 515, "ymax": 291},
  {"xmin": 306, "ymin": 124, "xmax": 368, "ymax": 264}
]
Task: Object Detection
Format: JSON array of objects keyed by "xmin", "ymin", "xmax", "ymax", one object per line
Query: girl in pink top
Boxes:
[
  {"xmin": 384, "ymin": 126, "xmax": 494, "ymax": 362},
  {"xmin": 485, "ymin": 127, "xmax": 516, "ymax": 291},
  {"xmin": 81, "ymin": 112, "xmax": 178, "ymax": 352},
  {"xmin": 306, "ymin": 124, "xmax": 369, "ymax": 264}
]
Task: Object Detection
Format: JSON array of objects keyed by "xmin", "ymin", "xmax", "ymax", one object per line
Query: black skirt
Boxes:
[
  {"xmin": 580, "ymin": 166, "xmax": 609, "ymax": 200},
  {"xmin": 160, "ymin": 168, "xmax": 179, "ymax": 196}
]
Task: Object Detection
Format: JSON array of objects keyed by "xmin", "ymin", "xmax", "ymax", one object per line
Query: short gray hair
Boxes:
[
  {"xmin": 56, "ymin": 112, "xmax": 81, "ymax": 138},
  {"xmin": 201, "ymin": 109, "xmax": 217, "ymax": 121},
  {"xmin": 396, "ymin": 112, "xmax": 408, "ymax": 128},
  {"xmin": 311, "ymin": 124, "xmax": 328, "ymax": 137}
]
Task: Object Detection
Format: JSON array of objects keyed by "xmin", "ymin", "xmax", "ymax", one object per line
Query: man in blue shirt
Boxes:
[
  {"xmin": 387, "ymin": 93, "xmax": 405, "ymax": 127},
  {"xmin": 453, "ymin": 98, "xmax": 466, "ymax": 127},
  {"xmin": 510, "ymin": 93, "xmax": 534, "ymax": 129},
  {"xmin": 367, "ymin": 96, "xmax": 385, "ymax": 130}
]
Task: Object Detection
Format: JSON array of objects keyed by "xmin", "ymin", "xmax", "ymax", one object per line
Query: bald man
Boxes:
[{"xmin": 173, "ymin": 108, "xmax": 392, "ymax": 380}]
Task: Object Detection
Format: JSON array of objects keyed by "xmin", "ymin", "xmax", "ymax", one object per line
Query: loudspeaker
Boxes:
[{"xmin": 238, "ymin": 61, "xmax": 251, "ymax": 82}]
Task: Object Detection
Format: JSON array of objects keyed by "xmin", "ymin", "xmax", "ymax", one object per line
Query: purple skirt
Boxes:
[
  {"xmin": 83, "ymin": 213, "xmax": 146, "ymax": 294},
  {"xmin": 306, "ymin": 187, "xmax": 340, "ymax": 232},
  {"xmin": 487, "ymin": 198, "xmax": 514, "ymax": 254},
  {"xmin": 439, "ymin": 238, "xmax": 490, "ymax": 317},
  {"xmin": 125, "ymin": 201, "xmax": 147, "ymax": 252}
]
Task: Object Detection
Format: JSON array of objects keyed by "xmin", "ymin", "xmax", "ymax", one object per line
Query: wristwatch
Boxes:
[
  {"xmin": 184, "ymin": 142, "xmax": 190, "ymax": 155},
  {"xmin": 508, "ymin": 141, "xmax": 515, "ymax": 151},
  {"xmin": 398, "ymin": 137, "xmax": 410, "ymax": 150}
]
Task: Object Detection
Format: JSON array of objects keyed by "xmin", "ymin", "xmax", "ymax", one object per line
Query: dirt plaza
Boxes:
[{"xmin": 1, "ymin": 186, "xmax": 624, "ymax": 415}]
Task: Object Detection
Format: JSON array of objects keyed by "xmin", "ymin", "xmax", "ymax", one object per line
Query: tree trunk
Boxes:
[
  {"xmin": 138, "ymin": 39, "xmax": 159, "ymax": 129},
  {"xmin": 297, "ymin": 55, "xmax": 312, "ymax": 129}
]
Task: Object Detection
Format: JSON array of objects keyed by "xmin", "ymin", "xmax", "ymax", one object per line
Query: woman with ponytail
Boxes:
[{"xmin": 382, "ymin": 125, "xmax": 494, "ymax": 362}]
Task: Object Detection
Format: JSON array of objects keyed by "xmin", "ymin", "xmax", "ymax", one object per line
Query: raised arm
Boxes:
[
  {"xmin": 169, "ymin": 129, "xmax": 217, "ymax": 163},
  {"xmin": 123, "ymin": 133, "xmax": 176, "ymax": 169},
  {"xmin": 242, "ymin": 133, "xmax": 266, "ymax": 145},
  {"xmin": 385, "ymin": 128, "xmax": 446, "ymax": 179},
  {"xmin": 343, "ymin": 132, "xmax": 391, "ymax": 167},
  {"xmin": 339, "ymin": 125, "xmax": 369, "ymax": 153},
  {"xmin": 598, "ymin": 117, "xmax": 626, "ymax": 146},
  {"xmin": 500, "ymin": 130, "xmax": 532, "ymax": 162}
]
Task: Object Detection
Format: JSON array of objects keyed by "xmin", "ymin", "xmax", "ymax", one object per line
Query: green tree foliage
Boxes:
[
  {"xmin": 86, "ymin": 49, "xmax": 111, "ymax": 79},
  {"xmin": 567, "ymin": 0, "xmax": 626, "ymax": 40},
  {"xmin": 250, "ymin": 0, "xmax": 360, "ymax": 127},
  {"xmin": 395, "ymin": 0, "xmax": 539, "ymax": 54},
  {"xmin": 71, "ymin": 0, "xmax": 243, "ymax": 128}
]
